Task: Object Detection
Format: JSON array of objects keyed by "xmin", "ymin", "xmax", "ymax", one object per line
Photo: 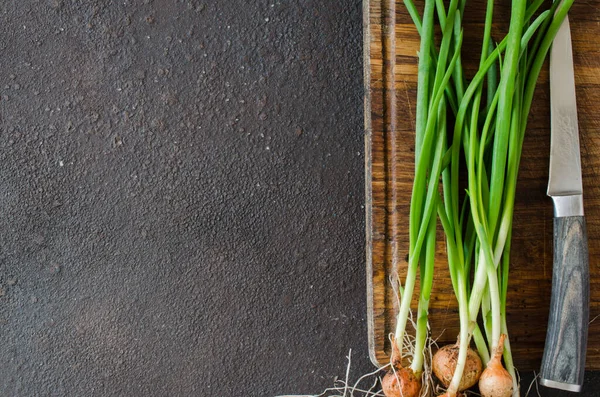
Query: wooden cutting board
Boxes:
[{"xmin": 364, "ymin": 0, "xmax": 600, "ymax": 370}]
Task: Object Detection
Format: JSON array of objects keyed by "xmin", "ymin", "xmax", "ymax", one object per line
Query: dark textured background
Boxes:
[
  {"xmin": 0, "ymin": 1, "xmax": 595, "ymax": 396},
  {"xmin": 0, "ymin": 1, "xmax": 367, "ymax": 396}
]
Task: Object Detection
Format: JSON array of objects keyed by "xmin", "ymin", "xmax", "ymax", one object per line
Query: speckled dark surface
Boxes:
[
  {"xmin": 0, "ymin": 1, "xmax": 597, "ymax": 396},
  {"xmin": 0, "ymin": 1, "xmax": 367, "ymax": 396}
]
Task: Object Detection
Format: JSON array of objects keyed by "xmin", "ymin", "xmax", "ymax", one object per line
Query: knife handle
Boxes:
[{"xmin": 540, "ymin": 215, "xmax": 589, "ymax": 392}]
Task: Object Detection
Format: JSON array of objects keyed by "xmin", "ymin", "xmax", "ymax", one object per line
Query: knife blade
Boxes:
[{"xmin": 540, "ymin": 15, "xmax": 590, "ymax": 393}]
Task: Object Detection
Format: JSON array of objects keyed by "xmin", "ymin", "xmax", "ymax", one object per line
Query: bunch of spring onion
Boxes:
[{"xmin": 381, "ymin": 1, "xmax": 574, "ymax": 397}]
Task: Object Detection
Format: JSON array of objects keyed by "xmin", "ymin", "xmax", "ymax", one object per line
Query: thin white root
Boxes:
[
  {"xmin": 390, "ymin": 274, "xmax": 403, "ymax": 308},
  {"xmin": 418, "ymin": 330, "xmax": 437, "ymax": 397},
  {"xmin": 276, "ymin": 332, "xmax": 439, "ymax": 397},
  {"xmin": 275, "ymin": 350, "xmax": 389, "ymax": 397},
  {"xmin": 278, "ymin": 300, "xmax": 443, "ymax": 397},
  {"xmin": 524, "ymin": 371, "xmax": 541, "ymax": 397},
  {"xmin": 386, "ymin": 305, "xmax": 420, "ymax": 366}
]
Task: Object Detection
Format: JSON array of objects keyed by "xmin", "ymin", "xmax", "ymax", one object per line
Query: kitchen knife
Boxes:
[{"xmin": 540, "ymin": 15, "xmax": 589, "ymax": 393}]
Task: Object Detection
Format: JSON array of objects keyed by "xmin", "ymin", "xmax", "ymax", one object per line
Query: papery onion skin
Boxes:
[
  {"xmin": 432, "ymin": 344, "xmax": 483, "ymax": 391},
  {"xmin": 382, "ymin": 367, "xmax": 422, "ymax": 397},
  {"xmin": 478, "ymin": 334, "xmax": 513, "ymax": 397}
]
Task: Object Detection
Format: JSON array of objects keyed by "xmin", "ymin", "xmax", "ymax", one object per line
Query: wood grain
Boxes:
[
  {"xmin": 364, "ymin": 0, "xmax": 600, "ymax": 370},
  {"xmin": 540, "ymin": 216, "xmax": 589, "ymax": 388}
]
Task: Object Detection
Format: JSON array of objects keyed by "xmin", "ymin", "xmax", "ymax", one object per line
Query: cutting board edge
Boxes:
[{"xmin": 363, "ymin": 0, "xmax": 383, "ymax": 369}]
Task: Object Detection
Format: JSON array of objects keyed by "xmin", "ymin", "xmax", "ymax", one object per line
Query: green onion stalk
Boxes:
[
  {"xmin": 383, "ymin": 0, "xmax": 576, "ymax": 397},
  {"xmin": 382, "ymin": 0, "xmax": 464, "ymax": 395},
  {"xmin": 455, "ymin": 1, "xmax": 575, "ymax": 397},
  {"xmin": 391, "ymin": 0, "xmax": 462, "ymax": 367}
]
